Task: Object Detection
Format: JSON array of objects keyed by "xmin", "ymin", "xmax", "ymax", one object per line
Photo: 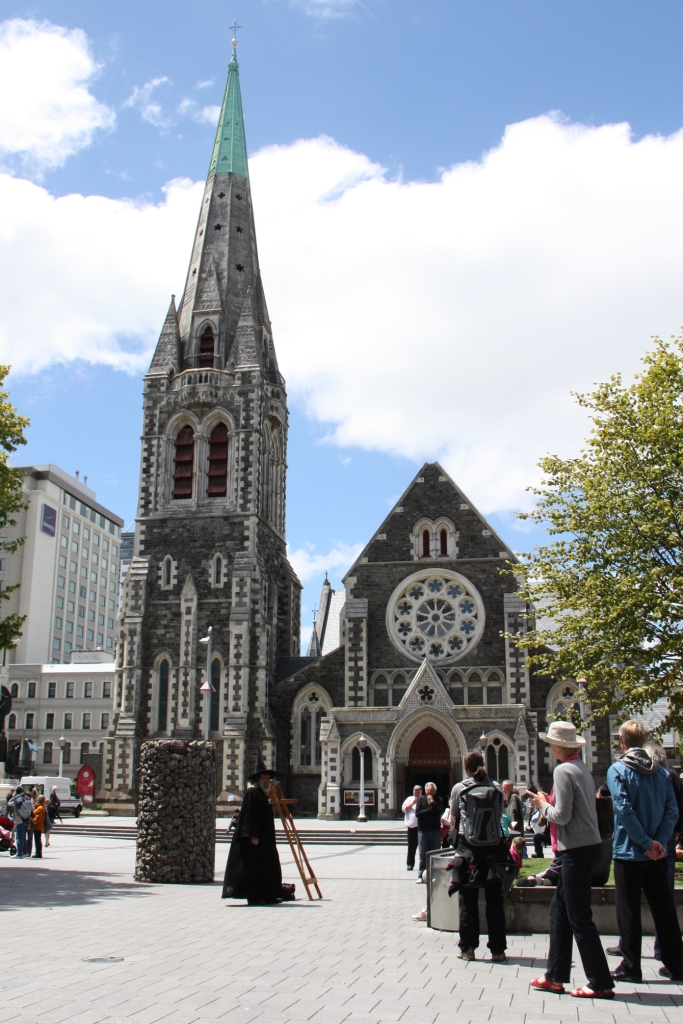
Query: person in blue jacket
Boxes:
[{"xmin": 607, "ymin": 720, "xmax": 683, "ymax": 983}]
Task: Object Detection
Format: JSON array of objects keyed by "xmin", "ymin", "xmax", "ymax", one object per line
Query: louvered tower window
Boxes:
[
  {"xmin": 199, "ymin": 327, "xmax": 215, "ymax": 368},
  {"xmin": 207, "ymin": 424, "xmax": 228, "ymax": 496},
  {"xmin": 172, "ymin": 427, "xmax": 194, "ymax": 498}
]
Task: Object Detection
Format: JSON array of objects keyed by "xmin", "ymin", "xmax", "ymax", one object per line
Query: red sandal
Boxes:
[
  {"xmin": 531, "ymin": 977, "xmax": 565, "ymax": 994},
  {"xmin": 570, "ymin": 986, "xmax": 615, "ymax": 999}
]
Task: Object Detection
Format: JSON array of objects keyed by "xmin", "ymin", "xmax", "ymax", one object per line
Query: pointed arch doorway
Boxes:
[{"xmin": 404, "ymin": 726, "xmax": 453, "ymax": 808}]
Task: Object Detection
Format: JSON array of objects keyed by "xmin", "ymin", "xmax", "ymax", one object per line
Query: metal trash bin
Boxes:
[{"xmin": 426, "ymin": 849, "xmax": 459, "ymax": 932}]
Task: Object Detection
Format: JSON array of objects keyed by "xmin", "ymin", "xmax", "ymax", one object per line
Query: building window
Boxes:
[
  {"xmin": 25, "ymin": 713, "xmax": 34, "ymax": 729},
  {"xmin": 173, "ymin": 426, "xmax": 194, "ymax": 499},
  {"xmin": 8, "ymin": 713, "xmax": 16, "ymax": 729},
  {"xmin": 372, "ymin": 674, "xmax": 389, "ymax": 706},
  {"xmin": 76, "ymin": 625, "xmax": 84, "ymax": 638},
  {"xmin": 198, "ymin": 325, "xmax": 215, "ymax": 368},
  {"xmin": 10, "ymin": 682, "xmax": 18, "ymax": 698},
  {"xmin": 210, "ymin": 658, "xmax": 220, "ymax": 732},
  {"xmin": 300, "ymin": 706, "xmax": 312, "ymax": 766},
  {"xmin": 46, "ymin": 713, "xmax": 54, "ymax": 729},
  {"xmin": 83, "ymin": 713, "xmax": 91, "ymax": 730},
  {"xmin": 164, "ymin": 556, "xmax": 172, "ymax": 587},
  {"xmin": 53, "ymin": 638, "xmax": 61, "ymax": 651},
  {"xmin": 48, "ymin": 682, "xmax": 56, "ymax": 698},
  {"xmin": 80, "ymin": 742, "xmax": 89, "ymax": 764},
  {"xmin": 440, "ymin": 529, "xmax": 448, "ymax": 556},
  {"xmin": 44, "ymin": 742, "xmax": 53, "ymax": 764},
  {"xmin": 66, "ymin": 681, "xmax": 74, "ymax": 698},
  {"xmin": 56, "ymin": 597, "xmax": 63, "ymax": 610},
  {"xmin": 352, "ymin": 745, "xmax": 373, "ymax": 782},
  {"xmin": 63, "ymin": 741, "xmax": 71, "ymax": 764},
  {"xmin": 58, "ymin": 576, "xmax": 65, "ymax": 589},
  {"xmin": 87, "ymin": 629, "xmax": 94, "ymax": 642},
  {"xmin": 158, "ymin": 659, "xmax": 169, "ymax": 732},
  {"xmin": 207, "ymin": 424, "xmax": 228, "ymax": 496},
  {"xmin": 101, "ymin": 712, "xmax": 110, "ymax": 730},
  {"xmin": 64, "ymin": 713, "xmax": 73, "ymax": 729},
  {"xmin": 97, "ymin": 633, "xmax": 103, "ymax": 645},
  {"xmin": 422, "ymin": 529, "xmax": 430, "ymax": 558},
  {"xmin": 299, "ymin": 698, "xmax": 326, "ymax": 768},
  {"xmin": 214, "ymin": 555, "xmax": 222, "ymax": 585},
  {"xmin": 486, "ymin": 738, "xmax": 509, "ymax": 782},
  {"xmin": 103, "ymin": 681, "xmax": 112, "ymax": 699},
  {"xmin": 84, "ymin": 681, "xmax": 93, "ymax": 698},
  {"xmin": 27, "ymin": 682, "xmax": 36, "ymax": 699},
  {"xmin": 65, "ymin": 621, "xmax": 73, "ymax": 634}
]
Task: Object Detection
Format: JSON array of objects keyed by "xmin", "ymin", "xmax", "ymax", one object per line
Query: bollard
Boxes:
[{"xmin": 135, "ymin": 739, "xmax": 216, "ymax": 883}]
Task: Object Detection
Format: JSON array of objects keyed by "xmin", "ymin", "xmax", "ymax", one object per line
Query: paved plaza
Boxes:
[{"xmin": 1, "ymin": 825, "xmax": 681, "ymax": 1024}]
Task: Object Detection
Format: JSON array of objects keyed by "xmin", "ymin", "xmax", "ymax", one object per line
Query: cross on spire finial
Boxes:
[{"xmin": 230, "ymin": 20, "xmax": 242, "ymax": 50}]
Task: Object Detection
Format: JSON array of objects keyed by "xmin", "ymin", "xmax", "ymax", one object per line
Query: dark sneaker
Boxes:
[
  {"xmin": 606, "ymin": 945, "xmax": 622, "ymax": 957},
  {"xmin": 659, "ymin": 966, "xmax": 683, "ymax": 982},
  {"xmin": 457, "ymin": 947, "xmax": 476, "ymax": 961},
  {"xmin": 611, "ymin": 964, "xmax": 643, "ymax": 983}
]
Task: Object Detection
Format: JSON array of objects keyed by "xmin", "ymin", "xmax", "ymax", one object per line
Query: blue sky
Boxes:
[{"xmin": 4, "ymin": 0, "xmax": 683, "ymax": 645}]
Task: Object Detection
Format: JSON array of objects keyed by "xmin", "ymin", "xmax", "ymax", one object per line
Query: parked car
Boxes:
[{"xmin": 19, "ymin": 776, "xmax": 83, "ymax": 817}]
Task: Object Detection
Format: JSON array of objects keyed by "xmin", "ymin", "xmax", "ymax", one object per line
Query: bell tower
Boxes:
[{"xmin": 103, "ymin": 36, "xmax": 301, "ymax": 806}]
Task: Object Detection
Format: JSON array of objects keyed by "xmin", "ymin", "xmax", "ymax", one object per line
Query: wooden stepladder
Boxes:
[{"xmin": 268, "ymin": 781, "xmax": 323, "ymax": 901}]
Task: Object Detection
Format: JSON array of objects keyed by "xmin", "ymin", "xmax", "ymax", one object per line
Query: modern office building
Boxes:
[
  {"xmin": 4, "ymin": 651, "xmax": 115, "ymax": 786},
  {"xmin": 1, "ymin": 465, "xmax": 124, "ymax": 665},
  {"xmin": 117, "ymin": 524, "xmax": 135, "ymax": 617}
]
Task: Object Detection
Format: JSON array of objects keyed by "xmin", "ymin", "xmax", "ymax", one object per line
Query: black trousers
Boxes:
[
  {"xmin": 458, "ymin": 882, "xmax": 507, "ymax": 954},
  {"xmin": 615, "ymin": 858, "xmax": 683, "ymax": 978},
  {"xmin": 31, "ymin": 831, "xmax": 42, "ymax": 857},
  {"xmin": 406, "ymin": 827, "xmax": 418, "ymax": 868},
  {"xmin": 546, "ymin": 843, "xmax": 613, "ymax": 991},
  {"xmin": 533, "ymin": 833, "xmax": 545, "ymax": 857}
]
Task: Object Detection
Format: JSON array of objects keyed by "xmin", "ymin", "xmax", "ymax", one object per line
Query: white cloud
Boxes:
[
  {"xmin": 248, "ymin": 120, "xmax": 683, "ymax": 511},
  {"xmin": 6, "ymin": 111, "xmax": 683, "ymax": 512},
  {"xmin": 287, "ymin": 542, "xmax": 364, "ymax": 584},
  {"xmin": 0, "ymin": 18, "xmax": 114, "ymax": 174},
  {"xmin": 290, "ymin": 0, "xmax": 358, "ymax": 17},
  {"xmin": 123, "ymin": 77, "xmax": 172, "ymax": 128},
  {"xmin": 177, "ymin": 98, "xmax": 220, "ymax": 125},
  {"xmin": 0, "ymin": 174, "xmax": 203, "ymax": 373}
]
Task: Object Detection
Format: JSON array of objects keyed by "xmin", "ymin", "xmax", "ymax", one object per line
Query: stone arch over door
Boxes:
[{"xmin": 387, "ymin": 709, "xmax": 466, "ymax": 814}]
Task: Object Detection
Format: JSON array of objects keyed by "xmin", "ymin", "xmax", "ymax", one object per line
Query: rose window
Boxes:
[{"xmin": 386, "ymin": 570, "xmax": 485, "ymax": 664}]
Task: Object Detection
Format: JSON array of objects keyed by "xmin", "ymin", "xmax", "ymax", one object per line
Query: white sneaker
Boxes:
[
  {"xmin": 412, "ymin": 909, "xmax": 428, "ymax": 921},
  {"xmin": 415, "ymin": 875, "xmax": 424, "ymax": 884}
]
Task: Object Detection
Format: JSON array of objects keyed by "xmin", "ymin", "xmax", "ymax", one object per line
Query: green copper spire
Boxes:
[{"xmin": 208, "ymin": 39, "xmax": 249, "ymax": 179}]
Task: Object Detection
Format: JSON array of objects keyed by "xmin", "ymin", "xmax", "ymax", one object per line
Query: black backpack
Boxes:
[{"xmin": 463, "ymin": 783, "xmax": 503, "ymax": 847}]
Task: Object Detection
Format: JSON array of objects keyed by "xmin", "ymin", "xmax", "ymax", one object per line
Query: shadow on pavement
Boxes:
[
  {"xmin": 614, "ymin": 991, "xmax": 683, "ymax": 1005},
  {"xmin": 0, "ymin": 866, "xmax": 157, "ymax": 912}
]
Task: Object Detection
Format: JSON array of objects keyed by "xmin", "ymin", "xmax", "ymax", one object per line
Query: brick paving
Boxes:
[{"xmin": 0, "ymin": 831, "xmax": 681, "ymax": 1024}]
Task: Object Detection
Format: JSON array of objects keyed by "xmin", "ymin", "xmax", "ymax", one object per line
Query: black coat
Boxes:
[{"xmin": 222, "ymin": 785, "xmax": 282, "ymax": 903}]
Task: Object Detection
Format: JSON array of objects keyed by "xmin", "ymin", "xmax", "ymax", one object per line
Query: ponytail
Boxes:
[{"xmin": 463, "ymin": 748, "xmax": 486, "ymax": 778}]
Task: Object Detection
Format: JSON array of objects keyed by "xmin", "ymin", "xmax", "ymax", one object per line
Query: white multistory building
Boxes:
[
  {"xmin": 1, "ymin": 465, "xmax": 124, "ymax": 665},
  {"xmin": 4, "ymin": 652, "xmax": 115, "ymax": 785}
]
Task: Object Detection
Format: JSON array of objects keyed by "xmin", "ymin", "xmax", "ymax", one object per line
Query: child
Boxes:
[
  {"xmin": 29, "ymin": 795, "xmax": 47, "ymax": 858},
  {"xmin": 510, "ymin": 836, "xmax": 525, "ymax": 869}
]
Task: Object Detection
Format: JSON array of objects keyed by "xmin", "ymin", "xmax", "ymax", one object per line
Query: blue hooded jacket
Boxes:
[{"xmin": 606, "ymin": 747, "xmax": 678, "ymax": 861}]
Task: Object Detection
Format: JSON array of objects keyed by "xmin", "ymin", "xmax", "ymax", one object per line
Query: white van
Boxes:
[{"xmin": 19, "ymin": 777, "xmax": 83, "ymax": 817}]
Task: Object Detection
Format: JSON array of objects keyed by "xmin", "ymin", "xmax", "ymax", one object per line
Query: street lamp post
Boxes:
[
  {"xmin": 198, "ymin": 627, "xmax": 215, "ymax": 741},
  {"xmin": 357, "ymin": 733, "xmax": 367, "ymax": 822},
  {"xmin": 58, "ymin": 735, "xmax": 66, "ymax": 776}
]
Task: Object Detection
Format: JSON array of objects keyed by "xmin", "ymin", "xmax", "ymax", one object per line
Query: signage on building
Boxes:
[
  {"xmin": 343, "ymin": 789, "xmax": 376, "ymax": 806},
  {"xmin": 71, "ymin": 651, "xmax": 115, "ymax": 665},
  {"xmin": 41, "ymin": 504, "xmax": 57, "ymax": 537}
]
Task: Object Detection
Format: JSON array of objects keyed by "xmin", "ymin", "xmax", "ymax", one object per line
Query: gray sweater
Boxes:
[{"xmin": 542, "ymin": 757, "xmax": 601, "ymax": 851}]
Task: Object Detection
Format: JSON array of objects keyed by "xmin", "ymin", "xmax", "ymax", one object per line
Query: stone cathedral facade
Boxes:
[
  {"xmin": 102, "ymin": 43, "xmax": 301, "ymax": 806},
  {"xmin": 102, "ymin": 45, "xmax": 610, "ymax": 813}
]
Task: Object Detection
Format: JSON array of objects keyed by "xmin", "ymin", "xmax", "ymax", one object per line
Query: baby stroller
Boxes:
[{"xmin": 0, "ymin": 814, "xmax": 17, "ymax": 856}]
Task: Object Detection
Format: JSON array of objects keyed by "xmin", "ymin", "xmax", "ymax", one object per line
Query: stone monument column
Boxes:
[{"xmin": 135, "ymin": 739, "xmax": 216, "ymax": 883}]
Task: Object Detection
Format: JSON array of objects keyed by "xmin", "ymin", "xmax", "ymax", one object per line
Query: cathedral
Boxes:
[{"xmin": 103, "ymin": 42, "xmax": 610, "ymax": 814}]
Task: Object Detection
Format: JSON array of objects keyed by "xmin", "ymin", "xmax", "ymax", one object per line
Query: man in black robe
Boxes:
[{"xmin": 222, "ymin": 756, "xmax": 282, "ymax": 905}]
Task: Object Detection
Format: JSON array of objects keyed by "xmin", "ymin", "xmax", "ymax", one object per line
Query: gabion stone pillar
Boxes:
[{"xmin": 135, "ymin": 739, "xmax": 216, "ymax": 884}]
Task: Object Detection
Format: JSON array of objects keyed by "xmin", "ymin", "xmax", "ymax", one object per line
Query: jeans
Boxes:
[
  {"xmin": 459, "ymin": 881, "xmax": 507, "ymax": 954},
  {"xmin": 418, "ymin": 829, "xmax": 441, "ymax": 878},
  {"xmin": 546, "ymin": 843, "xmax": 613, "ymax": 991},
  {"xmin": 406, "ymin": 827, "xmax": 418, "ymax": 868},
  {"xmin": 615, "ymin": 858, "xmax": 683, "ymax": 978},
  {"xmin": 15, "ymin": 821, "xmax": 29, "ymax": 857}
]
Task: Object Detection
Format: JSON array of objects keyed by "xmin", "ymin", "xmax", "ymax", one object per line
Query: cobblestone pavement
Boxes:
[{"xmin": 0, "ymin": 832, "xmax": 681, "ymax": 1024}]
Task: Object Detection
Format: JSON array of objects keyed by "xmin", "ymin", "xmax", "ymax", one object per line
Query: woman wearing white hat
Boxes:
[{"xmin": 529, "ymin": 720, "xmax": 614, "ymax": 999}]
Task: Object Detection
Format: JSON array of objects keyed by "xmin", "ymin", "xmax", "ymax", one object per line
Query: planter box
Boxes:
[{"xmin": 507, "ymin": 887, "xmax": 682, "ymax": 935}]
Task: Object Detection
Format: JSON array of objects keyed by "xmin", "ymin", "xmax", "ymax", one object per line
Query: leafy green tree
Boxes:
[
  {"xmin": 512, "ymin": 337, "xmax": 683, "ymax": 736},
  {"xmin": 0, "ymin": 366, "xmax": 29, "ymax": 650}
]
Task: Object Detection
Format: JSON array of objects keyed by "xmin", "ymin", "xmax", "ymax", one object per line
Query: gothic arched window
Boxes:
[
  {"xmin": 440, "ymin": 528, "xmax": 448, "ymax": 556},
  {"xmin": 207, "ymin": 424, "xmax": 228, "ymax": 496},
  {"xmin": 173, "ymin": 427, "xmax": 194, "ymax": 499},
  {"xmin": 486, "ymin": 738, "xmax": 509, "ymax": 781},
  {"xmin": 157, "ymin": 660, "xmax": 169, "ymax": 732},
  {"xmin": 198, "ymin": 326, "xmax": 215, "ymax": 368},
  {"xmin": 210, "ymin": 658, "xmax": 220, "ymax": 733},
  {"xmin": 300, "ymin": 706, "xmax": 312, "ymax": 766},
  {"xmin": 422, "ymin": 529, "xmax": 430, "ymax": 558},
  {"xmin": 315, "ymin": 707, "xmax": 324, "ymax": 767}
]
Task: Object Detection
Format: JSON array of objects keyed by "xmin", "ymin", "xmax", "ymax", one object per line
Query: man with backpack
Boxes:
[
  {"xmin": 449, "ymin": 748, "xmax": 508, "ymax": 962},
  {"xmin": 10, "ymin": 784, "xmax": 32, "ymax": 858}
]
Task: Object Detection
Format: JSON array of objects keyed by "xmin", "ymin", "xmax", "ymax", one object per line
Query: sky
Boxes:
[{"xmin": 3, "ymin": 0, "xmax": 683, "ymax": 649}]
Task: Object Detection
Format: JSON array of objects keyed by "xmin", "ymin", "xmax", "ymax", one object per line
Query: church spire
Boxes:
[{"xmin": 208, "ymin": 38, "xmax": 248, "ymax": 180}]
